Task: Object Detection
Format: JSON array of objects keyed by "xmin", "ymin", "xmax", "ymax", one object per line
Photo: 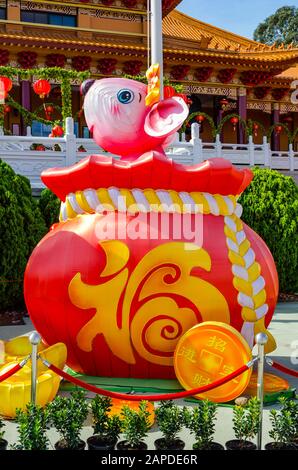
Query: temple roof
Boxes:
[
  {"xmin": 163, "ymin": 10, "xmax": 298, "ymax": 66},
  {"xmin": 277, "ymin": 66, "xmax": 298, "ymax": 79},
  {"xmin": 1, "ymin": 4, "xmax": 298, "ymax": 75}
]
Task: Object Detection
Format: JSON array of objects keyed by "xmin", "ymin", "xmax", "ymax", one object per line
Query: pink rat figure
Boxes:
[{"xmin": 81, "ymin": 77, "xmax": 189, "ymax": 160}]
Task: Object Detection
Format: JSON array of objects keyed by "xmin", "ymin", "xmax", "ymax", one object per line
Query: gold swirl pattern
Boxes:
[{"xmin": 69, "ymin": 242, "xmax": 230, "ymax": 366}]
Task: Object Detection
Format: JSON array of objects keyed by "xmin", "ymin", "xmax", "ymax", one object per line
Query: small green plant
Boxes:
[
  {"xmin": 49, "ymin": 390, "xmax": 88, "ymax": 449},
  {"xmin": 91, "ymin": 396, "xmax": 122, "ymax": 442},
  {"xmin": 282, "ymin": 398, "xmax": 298, "ymax": 441},
  {"xmin": 269, "ymin": 397, "xmax": 297, "ymax": 447},
  {"xmin": 121, "ymin": 401, "xmax": 151, "ymax": 449},
  {"xmin": 184, "ymin": 400, "xmax": 218, "ymax": 450},
  {"xmin": 12, "ymin": 403, "xmax": 50, "ymax": 450},
  {"xmin": 155, "ymin": 401, "xmax": 186, "ymax": 446},
  {"xmin": 232, "ymin": 397, "xmax": 260, "ymax": 445}
]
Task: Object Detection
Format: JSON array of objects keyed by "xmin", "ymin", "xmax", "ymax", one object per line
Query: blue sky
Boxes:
[{"xmin": 178, "ymin": 0, "xmax": 298, "ymax": 39}]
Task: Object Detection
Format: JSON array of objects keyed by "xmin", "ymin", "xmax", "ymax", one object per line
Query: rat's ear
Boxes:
[
  {"xmin": 80, "ymin": 79, "xmax": 96, "ymax": 96},
  {"xmin": 144, "ymin": 97, "xmax": 189, "ymax": 139}
]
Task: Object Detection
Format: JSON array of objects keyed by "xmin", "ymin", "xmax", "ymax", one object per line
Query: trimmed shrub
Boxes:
[
  {"xmin": 38, "ymin": 188, "xmax": 60, "ymax": 229},
  {"xmin": 239, "ymin": 168, "xmax": 298, "ymax": 294},
  {"xmin": 0, "ymin": 160, "xmax": 47, "ymax": 311}
]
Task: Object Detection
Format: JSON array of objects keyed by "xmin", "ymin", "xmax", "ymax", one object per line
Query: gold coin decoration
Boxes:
[
  {"xmin": 174, "ymin": 321, "xmax": 253, "ymax": 403},
  {"xmin": 245, "ymin": 372, "xmax": 290, "ymax": 396}
]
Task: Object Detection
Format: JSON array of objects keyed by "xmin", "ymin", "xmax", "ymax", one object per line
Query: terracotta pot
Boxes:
[
  {"xmin": 225, "ymin": 439, "xmax": 257, "ymax": 451},
  {"xmin": 55, "ymin": 439, "xmax": 86, "ymax": 450},
  {"xmin": 87, "ymin": 435, "xmax": 117, "ymax": 451},
  {"xmin": 154, "ymin": 438, "xmax": 185, "ymax": 450}
]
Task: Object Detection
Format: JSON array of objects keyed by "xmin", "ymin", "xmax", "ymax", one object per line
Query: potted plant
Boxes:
[
  {"xmin": 117, "ymin": 401, "xmax": 151, "ymax": 451},
  {"xmin": 154, "ymin": 401, "xmax": 186, "ymax": 450},
  {"xmin": 265, "ymin": 398, "xmax": 297, "ymax": 450},
  {"xmin": 49, "ymin": 390, "xmax": 88, "ymax": 450},
  {"xmin": 225, "ymin": 397, "xmax": 260, "ymax": 450},
  {"xmin": 184, "ymin": 400, "xmax": 224, "ymax": 450},
  {"xmin": 12, "ymin": 403, "xmax": 50, "ymax": 450},
  {"xmin": 0, "ymin": 416, "xmax": 8, "ymax": 450},
  {"xmin": 87, "ymin": 396, "xmax": 122, "ymax": 450}
]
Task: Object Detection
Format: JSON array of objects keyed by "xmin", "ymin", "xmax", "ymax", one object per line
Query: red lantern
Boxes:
[
  {"xmin": 196, "ymin": 114, "xmax": 205, "ymax": 123},
  {"xmin": 51, "ymin": 125, "xmax": 64, "ymax": 137},
  {"xmin": 4, "ymin": 105, "xmax": 11, "ymax": 113},
  {"xmin": 253, "ymin": 123, "xmax": 259, "ymax": 137},
  {"xmin": 45, "ymin": 105, "xmax": 54, "ymax": 115},
  {"xmin": 0, "ymin": 76, "xmax": 13, "ymax": 99},
  {"xmin": 33, "ymin": 79, "xmax": 51, "ymax": 99},
  {"xmin": 275, "ymin": 125, "xmax": 282, "ymax": 135},
  {"xmin": 230, "ymin": 116, "xmax": 239, "ymax": 131},
  {"xmin": 220, "ymin": 98, "xmax": 229, "ymax": 109},
  {"xmin": 164, "ymin": 86, "xmax": 175, "ymax": 99}
]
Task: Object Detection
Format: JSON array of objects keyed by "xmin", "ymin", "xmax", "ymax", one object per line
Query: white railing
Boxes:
[{"xmin": 0, "ymin": 118, "xmax": 297, "ymax": 189}]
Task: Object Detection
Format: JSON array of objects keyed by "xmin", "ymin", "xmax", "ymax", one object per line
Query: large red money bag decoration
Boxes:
[{"xmin": 24, "ymin": 71, "xmax": 278, "ymax": 379}]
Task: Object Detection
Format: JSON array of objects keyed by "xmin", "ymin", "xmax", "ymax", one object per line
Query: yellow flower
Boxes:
[{"xmin": 145, "ymin": 63, "xmax": 160, "ymax": 107}]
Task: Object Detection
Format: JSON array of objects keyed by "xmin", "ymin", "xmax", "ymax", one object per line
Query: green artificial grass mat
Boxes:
[
  {"xmin": 60, "ymin": 367, "xmax": 183, "ymax": 394},
  {"xmin": 59, "ymin": 368, "xmax": 296, "ymax": 406}
]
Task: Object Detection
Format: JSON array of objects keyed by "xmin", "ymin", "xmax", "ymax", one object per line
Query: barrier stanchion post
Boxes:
[
  {"xmin": 29, "ymin": 332, "xmax": 41, "ymax": 404},
  {"xmin": 256, "ymin": 333, "xmax": 268, "ymax": 450}
]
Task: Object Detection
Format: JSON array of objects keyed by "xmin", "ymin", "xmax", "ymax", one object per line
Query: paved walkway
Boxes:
[{"xmin": 1, "ymin": 303, "xmax": 297, "ymax": 450}]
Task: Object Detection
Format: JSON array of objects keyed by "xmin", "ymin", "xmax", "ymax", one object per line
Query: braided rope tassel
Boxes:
[
  {"xmin": 224, "ymin": 206, "xmax": 276, "ymax": 353},
  {"xmin": 60, "ymin": 188, "xmax": 238, "ymax": 221}
]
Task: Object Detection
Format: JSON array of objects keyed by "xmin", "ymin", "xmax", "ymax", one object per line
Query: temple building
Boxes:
[{"xmin": 1, "ymin": 0, "xmax": 298, "ymax": 150}]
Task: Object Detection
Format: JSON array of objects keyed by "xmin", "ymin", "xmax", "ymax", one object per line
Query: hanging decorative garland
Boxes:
[
  {"xmin": 216, "ymin": 113, "xmax": 247, "ymax": 136},
  {"xmin": 182, "ymin": 111, "xmax": 217, "ymax": 137},
  {"xmin": 5, "ymin": 96, "xmax": 60, "ymax": 126},
  {"xmin": 267, "ymin": 122, "xmax": 292, "ymax": 142},
  {"xmin": 0, "ymin": 66, "xmax": 90, "ymax": 128},
  {"xmin": 247, "ymin": 119, "xmax": 266, "ymax": 138}
]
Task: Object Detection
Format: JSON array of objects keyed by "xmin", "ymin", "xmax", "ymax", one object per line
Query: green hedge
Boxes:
[
  {"xmin": 239, "ymin": 168, "xmax": 298, "ymax": 294},
  {"xmin": 0, "ymin": 160, "xmax": 47, "ymax": 311},
  {"xmin": 38, "ymin": 189, "xmax": 60, "ymax": 229}
]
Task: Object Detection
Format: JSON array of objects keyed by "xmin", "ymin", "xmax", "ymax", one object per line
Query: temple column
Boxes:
[
  {"xmin": 21, "ymin": 81, "xmax": 31, "ymax": 136},
  {"xmin": 271, "ymin": 103, "xmax": 280, "ymax": 151},
  {"xmin": 237, "ymin": 87, "xmax": 247, "ymax": 144}
]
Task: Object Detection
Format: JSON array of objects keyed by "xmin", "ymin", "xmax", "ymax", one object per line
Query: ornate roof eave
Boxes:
[{"xmin": 1, "ymin": 31, "xmax": 298, "ymax": 70}]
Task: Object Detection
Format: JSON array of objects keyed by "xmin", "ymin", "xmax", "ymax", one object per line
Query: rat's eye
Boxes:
[{"xmin": 117, "ymin": 89, "xmax": 134, "ymax": 104}]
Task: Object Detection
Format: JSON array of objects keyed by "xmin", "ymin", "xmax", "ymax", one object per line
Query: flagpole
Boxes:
[{"xmin": 150, "ymin": 0, "xmax": 164, "ymax": 99}]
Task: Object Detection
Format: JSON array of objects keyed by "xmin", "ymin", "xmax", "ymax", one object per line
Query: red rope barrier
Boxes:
[
  {"xmin": 268, "ymin": 359, "xmax": 298, "ymax": 378},
  {"xmin": 0, "ymin": 363, "xmax": 22, "ymax": 383},
  {"xmin": 47, "ymin": 362, "xmax": 250, "ymax": 402}
]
